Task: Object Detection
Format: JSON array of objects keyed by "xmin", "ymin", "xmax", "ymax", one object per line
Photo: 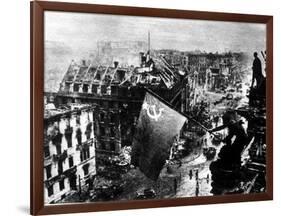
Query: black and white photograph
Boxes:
[{"xmin": 43, "ymin": 11, "xmax": 267, "ymax": 205}]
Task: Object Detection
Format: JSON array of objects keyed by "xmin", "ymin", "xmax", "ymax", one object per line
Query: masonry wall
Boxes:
[{"xmin": 44, "ymin": 107, "xmax": 96, "ymax": 204}]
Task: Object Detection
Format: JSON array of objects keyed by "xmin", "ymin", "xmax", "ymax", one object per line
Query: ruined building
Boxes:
[
  {"xmin": 96, "ymin": 41, "xmax": 147, "ymax": 67},
  {"xmin": 54, "ymin": 46, "xmax": 243, "ymax": 161},
  {"xmin": 44, "ymin": 104, "xmax": 96, "ymax": 204},
  {"xmin": 55, "ymin": 47, "xmax": 191, "ymax": 156}
]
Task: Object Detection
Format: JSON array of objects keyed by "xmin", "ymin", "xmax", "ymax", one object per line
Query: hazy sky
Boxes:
[{"xmin": 45, "ymin": 11, "xmax": 266, "ymax": 53}]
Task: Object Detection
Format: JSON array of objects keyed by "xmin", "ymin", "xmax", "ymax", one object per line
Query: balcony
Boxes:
[
  {"xmin": 76, "ymin": 138, "xmax": 94, "ymax": 151},
  {"xmin": 53, "ymin": 150, "xmax": 68, "ymax": 163}
]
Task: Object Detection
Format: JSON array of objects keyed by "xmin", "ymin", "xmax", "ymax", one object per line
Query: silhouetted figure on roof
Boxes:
[{"xmin": 251, "ymin": 52, "xmax": 264, "ymax": 89}]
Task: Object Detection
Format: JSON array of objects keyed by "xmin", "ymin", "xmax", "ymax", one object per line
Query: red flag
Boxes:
[{"xmin": 131, "ymin": 91, "xmax": 187, "ymax": 180}]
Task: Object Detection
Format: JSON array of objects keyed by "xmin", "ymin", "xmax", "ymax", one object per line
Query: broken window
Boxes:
[
  {"xmin": 73, "ymin": 84, "xmax": 80, "ymax": 92},
  {"xmin": 86, "ymin": 147, "xmax": 90, "ymax": 158},
  {"xmin": 100, "ymin": 112, "xmax": 105, "ymax": 122},
  {"xmin": 110, "ymin": 127, "xmax": 115, "ymax": 137},
  {"xmin": 52, "ymin": 133, "xmax": 62, "ymax": 147},
  {"xmin": 96, "ymin": 73, "xmax": 101, "ymax": 80},
  {"xmin": 91, "ymin": 85, "xmax": 97, "ymax": 94},
  {"xmin": 64, "ymin": 83, "xmax": 70, "ymax": 92},
  {"xmin": 111, "ymin": 86, "xmax": 118, "ymax": 95},
  {"xmin": 80, "ymin": 146, "xmax": 90, "ymax": 162},
  {"xmin": 85, "ymin": 122, "xmax": 92, "ymax": 139},
  {"xmin": 82, "ymin": 84, "xmax": 88, "ymax": 93},
  {"xmin": 82, "ymin": 163, "xmax": 89, "ymax": 176},
  {"xmin": 58, "ymin": 160, "xmax": 63, "ymax": 175},
  {"xmin": 59, "ymin": 180, "xmax": 65, "ymax": 191},
  {"xmin": 65, "ymin": 126, "xmax": 73, "ymax": 148},
  {"xmin": 76, "ymin": 128, "xmax": 82, "ymax": 145},
  {"xmin": 116, "ymin": 70, "xmax": 125, "ymax": 81},
  {"xmin": 100, "ymin": 127, "xmax": 105, "ymax": 136},
  {"xmin": 101, "ymin": 85, "xmax": 107, "ymax": 94},
  {"xmin": 69, "ymin": 174, "xmax": 77, "ymax": 190},
  {"xmin": 46, "ymin": 165, "xmax": 52, "ymax": 179},
  {"xmin": 110, "ymin": 141, "xmax": 115, "ymax": 152},
  {"xmin": 47, "ymin": 185, "xmax": 53, "ymax": 197},
  {"xmin": 44, "ymin": 145, "xmax": 50, "ymax": 158},
  {"xmin": 68, "ymin": 156, "xmax": 74, "ymax": 168},
  {"xmin": 56, "ymin": 144, "xmax": 62, "ymax": 155}
]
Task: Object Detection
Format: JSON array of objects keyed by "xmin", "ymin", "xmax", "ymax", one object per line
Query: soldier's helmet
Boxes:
[{"xmin": 222, "ymin": 110, "xmax": 239, "ymax": 125}]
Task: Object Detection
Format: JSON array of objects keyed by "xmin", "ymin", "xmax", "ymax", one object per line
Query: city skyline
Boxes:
[{"xmin": 45, "ymin": 11, "xmax": 266, "ymax": 54}]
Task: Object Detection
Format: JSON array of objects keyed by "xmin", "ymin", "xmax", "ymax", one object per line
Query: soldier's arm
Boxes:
[{"xmin": 210, "ymin": 124, "xmax": 227, "ymax": 133}]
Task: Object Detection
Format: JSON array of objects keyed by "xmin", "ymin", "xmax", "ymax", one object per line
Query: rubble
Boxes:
[
  {"xmin": 135, "ymin": 188, "xmax": 156, "ymax": 200},
  {"xmin": 90, "ymin": 184, "xmax": 124, "ymax": 201}
]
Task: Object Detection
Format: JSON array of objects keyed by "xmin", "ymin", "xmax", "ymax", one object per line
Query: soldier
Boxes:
[
  {"xmin": 195, "ymin": 169, "xmax": 199, "ymax": 181},
  {"xmin": 195, "ymin": 180, "xmax": 199, "ymax": 196},
  {"xmin": 209, "ymin": 110, "xmax": 249, "ymax": 168},
  {"xmin": 251, "ymin": 52, "xmax": 264, "ymax": 89}
]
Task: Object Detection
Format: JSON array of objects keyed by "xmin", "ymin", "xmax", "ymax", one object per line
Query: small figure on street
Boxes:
[
  {"xmin": 251, "ymin": 52, "xmax": 264, "ymax": 89},
  {"xmin": 195, "ymin": 169, "xmax": 199, "ymax": 181},
  {"xmin": 174, "ymin": 177, "xmax": 177, "ymax": 194},
  {"xmin": 195, "ymin": 180, "xmax": 199, "ymax": 196},
  {"xmin": 189, "ymin": 170, "xmax": 193, "ymax": 180}
]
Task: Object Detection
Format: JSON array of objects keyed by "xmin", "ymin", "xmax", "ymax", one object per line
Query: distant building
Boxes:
[
  {"xmin": 96, "ymin": 41, "xmax": 147, "ymax": 67},
  {"xmin": 157, "ymin": 50, "xmax": 189, "ymax": 69},
  {"xmin": 44, "ymin": 104, "xmax": 96, "ymax": 204}
]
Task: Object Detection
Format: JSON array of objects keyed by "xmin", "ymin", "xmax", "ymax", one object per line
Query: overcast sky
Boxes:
[{"xmin": 45, "ymin": 11, "xmax": 266, "ymax": 54}]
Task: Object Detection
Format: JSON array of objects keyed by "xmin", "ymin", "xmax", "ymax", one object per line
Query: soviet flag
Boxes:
[{"xmin": 131, "ymin": 91, "xmax": 187, "ymax": 181}]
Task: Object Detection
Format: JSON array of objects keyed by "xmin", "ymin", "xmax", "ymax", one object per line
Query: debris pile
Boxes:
[{"xmin": 134, "ymin": 188, "xmax": 156, "ymax": 200}]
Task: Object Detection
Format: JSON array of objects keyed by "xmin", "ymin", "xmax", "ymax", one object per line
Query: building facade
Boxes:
[
  {"xmin": 55, "ymin": 56, "xmax": 175, "ymax": 154},
  {"xmin": 44, "ymin": 104, "xmax": 96, "ymax": 204}
]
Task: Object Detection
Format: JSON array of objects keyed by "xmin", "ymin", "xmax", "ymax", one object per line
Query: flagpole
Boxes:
[{"xmin": 144, "ymin": 87, "xmax": 223, "ymax": 141}]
